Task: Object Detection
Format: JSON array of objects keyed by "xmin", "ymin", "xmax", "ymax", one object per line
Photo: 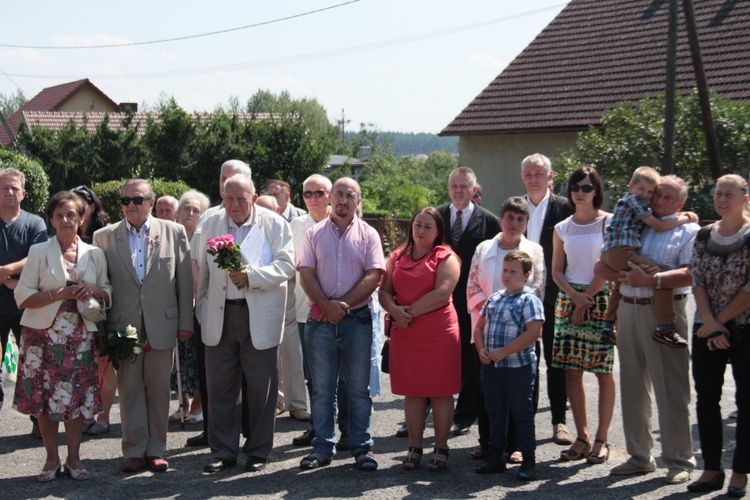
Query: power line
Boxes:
[
  {"xmin": 3, "ymin": 4, "xmax": 567, "ymax": 81},
  {"xmin": 0, "ymin": 0, "xmax": 362, "ymax": 50}
]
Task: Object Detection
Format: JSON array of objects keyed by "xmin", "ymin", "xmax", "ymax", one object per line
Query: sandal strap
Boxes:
[{"xmin": 575, "ymin": 437, "xmax": 589, "ymax": 446}]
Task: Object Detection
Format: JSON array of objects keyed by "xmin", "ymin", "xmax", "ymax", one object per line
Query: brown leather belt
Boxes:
[{"xmin": 622, "ymin": 293, "xmax": 688, "ymax": 305}]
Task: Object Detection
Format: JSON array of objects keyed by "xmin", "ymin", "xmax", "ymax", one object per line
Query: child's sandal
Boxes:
[{"xmin": 402, "ymin": 446, "xmax": 423, "ymax": 470}]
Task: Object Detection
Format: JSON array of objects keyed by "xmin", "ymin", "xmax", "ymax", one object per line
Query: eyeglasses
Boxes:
[
  {"xmin": 303, "ymin": 190, "xmax": 327, "ymax": 199},
  {"xmin": 570, "ymin": 184, "xmax": 596, "ymax": 193},
  {"xmin": 71, "ymin": 185, "xmax": 93, "ymax": 204},
  {"xmin": 120, "ymin": 196, "xmax": 149, "ymax": 206}
]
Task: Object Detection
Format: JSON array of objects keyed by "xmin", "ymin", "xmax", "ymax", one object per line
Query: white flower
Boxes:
[
  {"xmin": 125, "ymin": 325, "xmax": 138, "ymax": 339},
  {"xmin": 49, "ymin": 381, "xmax": 73, "ymax": 414},
  {"xmin": 22, "ymin": 346, "xmax": 44, "ymax": 376},
  {"xmin": 132, "ymin": 346, "xmax": 142, "ymax": 355}
]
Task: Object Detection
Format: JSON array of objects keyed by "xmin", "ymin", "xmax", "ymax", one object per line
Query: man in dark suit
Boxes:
[
  {"xmin": 521, "ymin": 153, "xmax": 575, "ymax": 446},
  {"xmin": 94, "ymin": 179, "xmax": 194, "ymax": 473},
  {"xmin": 438, "ymin": 167, "xmax": 500, "ymax": 436}
]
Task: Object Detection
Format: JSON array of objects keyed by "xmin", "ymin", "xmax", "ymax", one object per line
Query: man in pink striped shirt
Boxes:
[{"xmin": 297, "ymin": 177, "xmax": 384, "ymax": 471}]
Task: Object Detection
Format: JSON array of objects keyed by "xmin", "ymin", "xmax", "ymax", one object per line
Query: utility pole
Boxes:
[
  {"xmin": 681, "ymin": 0, "xmax": 723, "ymax": 179},
  {"xmin": 662, "ymin": 0, "xmax": 678, "ymax": 174}
]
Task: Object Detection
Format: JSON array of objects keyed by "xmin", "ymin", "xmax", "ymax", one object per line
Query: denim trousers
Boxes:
[
  {"xmin": 305, "ymin": 307, "xmax": 373, "ymax": 458},
  {"xmin": 481, "ymin": 361, "xmax": 537, "ymax": 459},
  {"xmin": 692, "ymin": 325, "xmax": 749, "ymax": 474}
]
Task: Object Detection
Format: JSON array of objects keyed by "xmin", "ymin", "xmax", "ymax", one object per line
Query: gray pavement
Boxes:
[{"xmin": 0, "ymin": 309, "xmax": 740, "ymax": 499}]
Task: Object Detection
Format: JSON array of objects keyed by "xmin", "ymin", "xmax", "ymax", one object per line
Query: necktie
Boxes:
[{"xmin": 452, "ymin": 210, "xmax": 463, "ymax": 243}]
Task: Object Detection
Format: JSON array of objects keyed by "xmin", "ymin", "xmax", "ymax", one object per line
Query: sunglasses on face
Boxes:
[
  {"xmin": 303, "ymin": 190, "xmax": 327, "ymax": 199},
  {"xmin": 120, "ymin": 196, "xmax": 149, "ymax": 206},
  {"xmin": 570, "ymin": 184, "xmax": 595, "ymax": 193}
]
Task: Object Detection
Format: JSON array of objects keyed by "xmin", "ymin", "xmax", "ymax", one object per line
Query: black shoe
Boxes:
[
  {"xmin": 204, "ymin": 458, "xmax": 237, "ymax": 473},
  {"xmin": 186, "ymin": 432, "xmax": 208, "ymax": 447},
  {"xmin": 396, "ymin": 425, "xmax": 408, "ymax": 438},
  {"xmin": 727, "ymin": 483, "xmax": 747, "ymax": 498},
  {"xmin": 475, "ymin": 455, "xmax": 506, "ymax": 474},
  {"xmin": 245, "ymin": 456, "xmax": 268, "ymax": 472},
  {"xmin": 292, "ymin": 428, "xmax": 314, "ymax": 446},
  {"xmin": 517, "ymin": 458, "xmax": 536, "ymax": 481},
  {"xmin": 652, "ymin": 327, "xmax": 688, "ymax": 348},
  {"xmin": 687, "ymin": 470, "xmax": 724, "ymax": 492},
  {"xmin": 300, "ymin": 453, "xmax": 331, "ymax": 470},
  {"xmin": 452, "ymin": 423, "xmax": 471, "ymax": 436},
  {"xmin": 337, "ymin": 429, "xmax": 350, "ymax": 451}
]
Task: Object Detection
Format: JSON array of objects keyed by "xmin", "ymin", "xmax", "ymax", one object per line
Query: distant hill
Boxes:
[{"xmin": 345, "ymin": 131, "xmax": 459, "ymax": 157}]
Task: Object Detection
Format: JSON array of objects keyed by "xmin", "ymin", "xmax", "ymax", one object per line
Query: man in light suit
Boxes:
[
  {"xmin": 197, "ymin": 174, "xmax": 295, "ymax": 473},
  {"xmin": 93, "ymin": 179, "xmax": 193, "ymax": 473},
  {"xmin": 438, "ymin": 167, "xmax": 500, "ymax": 437}
]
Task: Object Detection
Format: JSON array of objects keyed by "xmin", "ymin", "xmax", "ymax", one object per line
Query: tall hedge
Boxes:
[
  {"xmin": 91, "ymin": 178, "xmax": 192, "ymax": 221},
  {"xmin": 0, "ymin": 149, "xmax": 50, "ymax": 215}
]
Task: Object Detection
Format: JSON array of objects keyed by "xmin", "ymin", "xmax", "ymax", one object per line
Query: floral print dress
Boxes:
[{"xmin": 13, "ymin": 260, "xmax": 101, "ymax": 422}]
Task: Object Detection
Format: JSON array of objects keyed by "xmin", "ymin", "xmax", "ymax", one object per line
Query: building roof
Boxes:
[
  {"xmin": 441, "ymin": 0, "xmax": 750, "ymax": 136},
  {"xmin": 1, "ymin": 79, "xmax": 119, "ymax": 147},
  {"xmin": 19, "ymin": 111, "xmax": 276, "ymax": 139}
]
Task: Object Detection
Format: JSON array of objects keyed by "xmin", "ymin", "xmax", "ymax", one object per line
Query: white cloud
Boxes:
[{"xmin": 467, "ymin": 52, "xmax": 504, "ymax": 72}]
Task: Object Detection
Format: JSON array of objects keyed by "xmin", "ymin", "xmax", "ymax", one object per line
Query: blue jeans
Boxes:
[
  {"xmin": 305, "ymin": 307, "xmax": 373, "ymax": 458},
  {"xmin": 481, "ymin": 361, "xmax": 537, "ymax": 459}
]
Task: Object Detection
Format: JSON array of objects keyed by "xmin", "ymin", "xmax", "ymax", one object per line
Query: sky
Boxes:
[{"xmin": 0, "ymin": 0, "xmax": 570, "ymax": 134}]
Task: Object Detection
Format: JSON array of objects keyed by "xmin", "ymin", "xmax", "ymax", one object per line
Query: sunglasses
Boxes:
[
  {"xmin": 303, "ymin": 190, "xmax": 327, "ymax": 199},
  {"xmin": 71, "ymin": 185, "xmax": 93, "ymax": 204},
  {"xmin": 570, "ymin": 184, "xmax": 596, "ymax": 193},
  {"xmin": 120, "ymin": 196, "xmax": 150, "ymax": 206}
]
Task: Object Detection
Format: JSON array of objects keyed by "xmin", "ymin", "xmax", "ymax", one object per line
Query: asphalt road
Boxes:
[{"xmin": 0, "ymin": 301, "xmax": 741, "ymax": 499}]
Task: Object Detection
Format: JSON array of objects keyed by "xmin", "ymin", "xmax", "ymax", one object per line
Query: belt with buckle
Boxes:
[
  {"xmin": 346, "ymin": 305, "xmax": 369, "ymax": 316},
  {"xmin": 622, "ymin": 293, "xmax": 688, "ymax": 305},
  {"xmin": 225, "ymin": 298, "xmax": 247, "ymax": 306}
]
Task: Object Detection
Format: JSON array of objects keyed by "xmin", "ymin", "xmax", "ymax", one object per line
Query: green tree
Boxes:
[
  {"xmin": 556, "ymin": 91, "xmax": 750, "ymax": 219},
  {"xmin": 0, "ymin": 89, "xmax": 27, "ymax": 119},
  {"xmin": 0, "ymin": 149, "xmax": 50, "ymax": 214}
]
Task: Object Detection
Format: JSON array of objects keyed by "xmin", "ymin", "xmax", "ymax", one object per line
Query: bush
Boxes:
[
  {"xmin": 0, "ymin": 149, "xmax": 50, "ymax": 214},
  {"xmin": 91, "ymin": 178, "xmax": 193, "ymax": 221}
]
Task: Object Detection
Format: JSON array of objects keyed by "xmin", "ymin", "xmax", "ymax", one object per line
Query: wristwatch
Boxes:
[{"xmin": 655, "ymin": 273, "xmax": 663, "ymax": 290}]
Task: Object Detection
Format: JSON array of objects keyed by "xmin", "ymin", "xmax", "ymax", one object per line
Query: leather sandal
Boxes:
[
  {"xmin": 426, "ymin": 447, "xmax": 449, "ymax": 472},
  {"xmin": 402, "ymin": 446, "xmax": 423, "ymax": 470},
  {"xmin": 37, "ymin": 460, "xmax": 62, "ymax": 482},
  {"xmin": 586, "ymin": 439, "xmax": 610, "ymax": 464},
  {"xmin": 560, "ymin": 437, "xmax": 591, "ymax": 461},
  {"xmin": 64, "ymin": 460, "xmax": 90, "ymax": 480}
]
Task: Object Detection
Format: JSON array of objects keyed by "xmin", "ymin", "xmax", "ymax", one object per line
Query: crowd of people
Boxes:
[{"xmin": 0, "ymin": 153, "xmax": 747, "ymax": 496}]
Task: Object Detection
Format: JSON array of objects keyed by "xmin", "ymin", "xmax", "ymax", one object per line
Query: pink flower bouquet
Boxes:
[{"xmin": 206, "ymin": 234, "xmax": 244, "ymax": 272}]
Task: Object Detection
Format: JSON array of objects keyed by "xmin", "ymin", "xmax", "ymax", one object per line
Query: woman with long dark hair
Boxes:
[{"xmin": 379, "ymin": 207, "xmax": 460, "ymax": 471}]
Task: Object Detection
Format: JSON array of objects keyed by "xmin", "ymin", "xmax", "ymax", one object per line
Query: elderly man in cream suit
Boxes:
[
  {"xmin": 93, "ymin": 179, "xmax": 193, "ymax": 473},
  {"xmin": 197, "ymin": 174, "xmax": 295, "ymax": 473}
]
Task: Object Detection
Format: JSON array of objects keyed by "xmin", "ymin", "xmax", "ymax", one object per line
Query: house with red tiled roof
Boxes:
[
  {"xmin": 0, "ymin": 79, "xmax": 120, "ymax": 148},
  {"xmin": 440, "ymin": 0, "xmax": 750, "ymax": 212}
]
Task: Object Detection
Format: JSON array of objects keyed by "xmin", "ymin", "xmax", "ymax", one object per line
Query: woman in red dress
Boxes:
[{"xmin": 379, "ymin": 207, "xmax": 460, "ymax": 472}]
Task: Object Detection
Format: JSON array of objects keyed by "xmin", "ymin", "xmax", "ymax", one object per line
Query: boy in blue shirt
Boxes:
[{"xmin": 474, "ymin": 251, "xmax": 544, "ymax": 480}]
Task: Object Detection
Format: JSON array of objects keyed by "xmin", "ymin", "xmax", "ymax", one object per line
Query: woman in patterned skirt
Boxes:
[
  {"xmin": 551, "ymin": 166, "xmax": 615, "ymax": 465},
  {"xmin": 14, "ymin": 191, "xmax": 111, "ymax": 481}
]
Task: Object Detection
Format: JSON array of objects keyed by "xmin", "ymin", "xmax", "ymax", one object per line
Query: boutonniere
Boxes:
[{"xmin": 146, "ymin": 236, "xmax": 161, "ymax": 251}]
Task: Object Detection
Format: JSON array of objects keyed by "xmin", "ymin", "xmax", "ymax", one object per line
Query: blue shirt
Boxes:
[
  {"xmin": 480, "ymin": 286, "xmax": 544, "ymax": 368},
  {"xmin": 0, "ymin": 210, "xmax": 47, "ymax": 314}
]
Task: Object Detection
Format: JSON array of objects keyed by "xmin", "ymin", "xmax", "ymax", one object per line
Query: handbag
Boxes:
[
  {"xmin": 380, "ymin": 313, "xmax": 392, "ymax": 374},
  {"xmin": 77, "ymin": 295, "xmax": 106, "ymax": 323}
]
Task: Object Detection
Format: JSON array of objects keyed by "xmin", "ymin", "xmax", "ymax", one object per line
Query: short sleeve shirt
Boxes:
[
  {"xmin": 602, "ymin": 192, "xmax": 652, "ymax": 252},
  {"xmin": 0, "ymin": 210, "xmax": 48, "ymax": 314},
  {"xmin": 480, "ymin": 287, "xmax": 544, "ymax": 368},
  {"xmin": 297, "ymin": 216, "xmax": 384, "ymax": 309}
]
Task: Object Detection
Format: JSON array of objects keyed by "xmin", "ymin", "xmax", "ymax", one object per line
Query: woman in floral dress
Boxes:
[{"xmin": 14, "ymin": 191, "xmax": 111, "ymax": 481}]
